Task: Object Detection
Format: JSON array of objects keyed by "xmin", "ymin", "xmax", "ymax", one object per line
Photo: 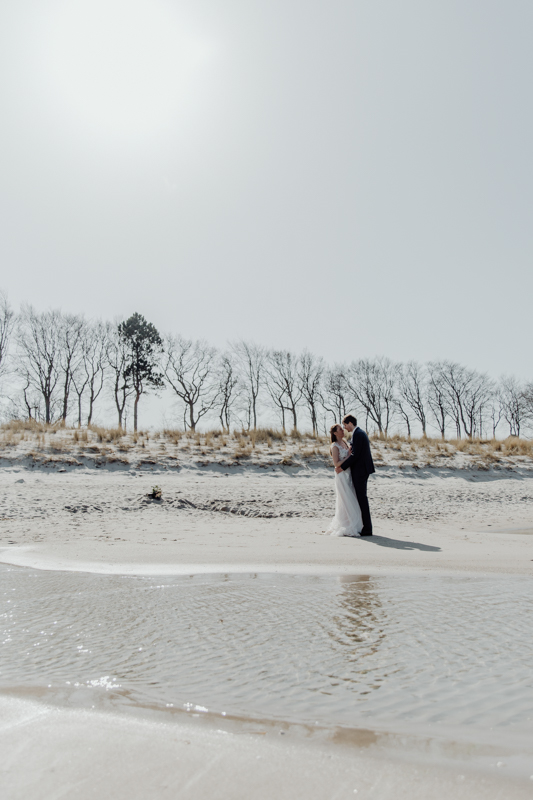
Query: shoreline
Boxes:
[{"xmin": 2, "ymin": 543, "xmax": 533, "ymax": 577}]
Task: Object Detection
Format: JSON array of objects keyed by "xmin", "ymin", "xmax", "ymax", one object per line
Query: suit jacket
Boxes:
[{"xmin": 340, "ymin": 427, "xmax": 375, "ymax": 480}]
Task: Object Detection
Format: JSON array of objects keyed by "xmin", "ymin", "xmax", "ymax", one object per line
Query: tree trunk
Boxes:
[
  {"xmin": 291, "ymin": 407, "xmax": 297, "ymax": 431},
  {"xmin": 23, "ymin": 385, "xmax": 32, "ymax": 420},
  {"xmin": 62, "ymin": 375, "xmax": 69, "ymax": 422},
  {"xmin": 133, "ymin": 392, "xmax": 140, "ymax": 432},
  {"xmin": 115, "ymin": 382, "xmax": 126, "ymax": 429},
  {"xmin": 310, "ymin": 406, "xmax": 317, "ymax": 435}
]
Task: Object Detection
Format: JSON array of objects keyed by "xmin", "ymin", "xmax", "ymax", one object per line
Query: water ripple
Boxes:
[{"xmin": 1, "ymin": 567, "xmax": 532, "ymax": 740}]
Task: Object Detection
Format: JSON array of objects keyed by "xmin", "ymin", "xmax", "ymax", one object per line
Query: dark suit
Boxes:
[{"xmin": 340, "ymin": 427, "xmax": 375, "ymax": 535}]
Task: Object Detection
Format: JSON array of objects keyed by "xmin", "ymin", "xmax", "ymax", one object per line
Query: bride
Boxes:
[{"xmin": 326, "ymin": 424, "xmax": 363, "ymax": 537}]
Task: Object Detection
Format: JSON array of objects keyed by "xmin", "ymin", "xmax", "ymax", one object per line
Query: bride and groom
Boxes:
[{"xmin": 326, "ymin": 414, "xmax": 375, "ymax": 538}]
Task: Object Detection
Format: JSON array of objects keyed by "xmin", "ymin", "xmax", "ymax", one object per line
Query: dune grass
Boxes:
[{"xmin": 0, "ymin": 420, "xmax": 531, "ymax": 469}]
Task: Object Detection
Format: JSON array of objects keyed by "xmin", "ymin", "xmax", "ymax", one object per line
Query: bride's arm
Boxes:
[{"xmin": 331, "ymin": 443, "xmax": 344, "ymax": 468}]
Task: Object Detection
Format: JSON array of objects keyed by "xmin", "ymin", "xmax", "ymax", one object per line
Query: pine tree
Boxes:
[{"xmin": 118, "ymin": 313, "xmax": 164, "ymax": 431}]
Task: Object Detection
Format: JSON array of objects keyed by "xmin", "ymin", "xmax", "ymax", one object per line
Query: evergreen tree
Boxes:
[{"xmin": 118, "ymin": 313, "xmax": 164, "ymax": 431}]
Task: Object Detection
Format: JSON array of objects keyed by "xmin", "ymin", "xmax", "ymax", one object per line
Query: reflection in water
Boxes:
[
  {"xmin": 0, "ymin": 566, "xmax": 532, "ymax": 742},
  {"xmin": 327, "ymin": 576, "xmax": 385, "ymax": 697},
  {"xmin": 333, "ymin": 575, "xmax": 382, "ymax": 651}
]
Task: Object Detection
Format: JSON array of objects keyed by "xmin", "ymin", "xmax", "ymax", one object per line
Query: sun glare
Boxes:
[{"xmin": 42, "ymin": 0, "xmax": 211, "ymax": 142}]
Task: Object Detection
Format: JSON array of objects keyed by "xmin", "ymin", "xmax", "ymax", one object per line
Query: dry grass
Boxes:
[
  {"xmin": 0, "ymin": 433, "xmax": 20, "ymax": 448},
  {"xmin": 106, "ymin": 455, "xmax": 129, "ymax": 465},
  {"xmin": 0, "ymin": 420, "xmax": 531, "ymax": 471},
  {"xmin": 1, "ymin": 419, "xmax": 57, "ymax": 434},
  {"xmin": 89, "ymin": 426, "xmax": 125, "ymax": 443},
  {"xmin": 501, "ymin": 437, "xmax": 533, "ymax": 456},
  {"xmin": 279, "ymin": 455, "xmax": 297, "ymax": 466},
  {"xmin": 49, "ymin": 441, "xmax": 67, "ymax": 452},
  {"xmin": 302, "ymin": 448, "xmax": 326, "ymax": 460},
  {"xmin": 162, "ymin": 428, "xmax": 182, "ymax": 445},
  {"xmin": 234, "ymin": 445, "xmax": 253, "ymax": 459},
  {"xmin": 373, "ymin": 434, "xmax": 533, "ymax": 468},
  {"xmin": 204, "ymin": 429, "xmax": 224, "ymax": 443},
  {"xmin": 248, "ymin": 428, "xmax": 286, "ymax": 444}
]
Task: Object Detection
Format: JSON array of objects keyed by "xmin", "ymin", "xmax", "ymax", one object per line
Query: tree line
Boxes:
[{"xmin": 0, "ymin": 292, "xmax": 532, "ymax": 438}]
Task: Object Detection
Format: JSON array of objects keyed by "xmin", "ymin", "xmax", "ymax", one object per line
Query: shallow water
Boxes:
[{"xmin": 1, "ymin": 565, "xmax": 532, "ymax": 745}]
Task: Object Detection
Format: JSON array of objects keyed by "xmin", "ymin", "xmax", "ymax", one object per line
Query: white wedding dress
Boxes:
[{"xmin": 326, "ymin": 442, "xmax": 363, "ymax": 537}]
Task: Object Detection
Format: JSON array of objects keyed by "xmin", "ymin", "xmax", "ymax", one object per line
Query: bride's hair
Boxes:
[{"xmin": 330, "ymin": 424, "xmax": 342, "ymax": 443}]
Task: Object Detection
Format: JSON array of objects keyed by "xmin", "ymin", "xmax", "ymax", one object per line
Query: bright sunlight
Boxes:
[{"xmin": 41, "ymin": 0, "xmax": 211, "ymax": 141}]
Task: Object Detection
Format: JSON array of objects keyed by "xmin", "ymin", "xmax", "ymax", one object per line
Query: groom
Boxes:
[{"xmin": 335, "ymin": 414, "xmax": 375, "ymax": 536}]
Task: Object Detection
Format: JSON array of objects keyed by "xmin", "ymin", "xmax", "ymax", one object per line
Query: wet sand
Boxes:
[{"xmin": 3, "ymin": 692, "xmax": 533, "ymax": 800}]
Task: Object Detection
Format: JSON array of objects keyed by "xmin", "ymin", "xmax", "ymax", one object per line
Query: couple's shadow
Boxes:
[{"xmin": 359, "ymin": 534, "xmax": 441, "ymax": 552}]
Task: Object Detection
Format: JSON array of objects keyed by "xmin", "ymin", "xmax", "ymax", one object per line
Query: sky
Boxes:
[{"xmin": 1, "ymin": 0, "xmax": 532, "ymax": 382}]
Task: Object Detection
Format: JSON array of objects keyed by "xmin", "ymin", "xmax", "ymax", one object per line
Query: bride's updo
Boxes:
[{"xmin": 330, "ymin": 424, "xmax": 342, "ymax": 443}]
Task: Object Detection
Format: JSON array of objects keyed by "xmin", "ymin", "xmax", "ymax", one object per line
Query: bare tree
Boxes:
[
  {"xmin": 107, "ymin": 322, "xmax": 134, "ymax": 428},
  {"xmin": 397, "ymin": 361, "xmax": 428, "ymax": 436},
  {"xmin": 266, "ymin": 350, "xmax": 302, "ymax": 431},
  {"xmin": 427, "ymin": 361, "xmax": 449, "ymax": 438},
  {"xmin": 58, "ymin": 313, "xmax": 85, "ymax": 423},
  {"xmin": 499, "ymin": 376, "xmax": 526, "ymax": 437},
  {"xmin": 265, "ymin": 356, "xmax": 288, "ymax": 431},
  {"xmin": 298, "ymin": 351, "xmax": 324, "ymax": 435},
  {"xmin": 164, "ymin": 335, "xmax": 217, "ymax": 431},
  {"xmin": 0, "ymin": 291, "xmax": 15, "ymax": 383},
  {"xmin": 523, "ymin": 382, "xmax": 533, "ymax": 428},
  {"xmin": 321, "ymin": 367, "xmax": 349, "ymax": 428},
  {"xmin": 72, "ymin": 320, "xmax": 108, "ymax": 426},
  {"xmin": 488, "ymin": 387, "xmax": 503, "ymax": 438},
  {"xmin": 439, "ymin": 362, "xmax": 492, "ymax": 439},
  {"xmin": 216, "ymin": 353, "xmax": 239, "ymax": 431},
  {"xmin": 347, "ymin": 357, "xmax": 397, "ymax": 435},
  {"xmin": 16, "ymin": 306, "xmax": 62, "ymax": 423},
  {"xmin": 231, "ymin": 341, "xmax": 265, "ymax": 430},
  {"xmin": 395, "ymin": 393, "xmax": 412, "ymax": 437}
]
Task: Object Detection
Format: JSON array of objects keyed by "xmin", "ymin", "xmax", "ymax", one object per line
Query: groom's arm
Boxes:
[{"xmin": 340, "ymin": 432, "xmax": 363, "ymax": 471}]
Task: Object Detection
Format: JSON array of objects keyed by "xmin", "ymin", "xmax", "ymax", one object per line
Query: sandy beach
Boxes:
[
  {"xmin": 1, "ymin": 458, "xmax": 532, "ymax": 576},
  {"xmin": 1, "ymin": 441, "xmax": 533, "ymax": 799}
]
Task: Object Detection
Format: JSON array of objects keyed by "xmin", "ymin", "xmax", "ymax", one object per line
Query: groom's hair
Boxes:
[{"xmin": 343, "ymin": 414, "xmax": 357, "ymax": 427}]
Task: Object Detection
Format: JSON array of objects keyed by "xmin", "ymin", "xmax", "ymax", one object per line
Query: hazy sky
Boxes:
[{"xmin": 1, "ymin": 0, "xmax": 532, "ymax": 379}]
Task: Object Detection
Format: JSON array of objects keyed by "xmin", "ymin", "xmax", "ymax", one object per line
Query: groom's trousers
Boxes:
[{"xmin": 353, "ymin": 476, "xmax": 372, "ymax": 534}]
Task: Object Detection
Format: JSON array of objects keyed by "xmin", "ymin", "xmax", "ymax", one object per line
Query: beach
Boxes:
[
  {"xmin": 1, "ymin": 449, "xmax": 533, "ymax": 799},
  {"xmin": 1, "ymin": 460, "xmax": 532, "ymax": 576}
]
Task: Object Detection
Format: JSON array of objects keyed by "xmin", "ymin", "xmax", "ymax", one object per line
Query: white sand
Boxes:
[
  {"xmin": 1, "ymin": 465, "xmax": 532, "ymax": 576},
  {"xmin": 1, "ymin": 463, "xmax": 533, "ymax": 798}
]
